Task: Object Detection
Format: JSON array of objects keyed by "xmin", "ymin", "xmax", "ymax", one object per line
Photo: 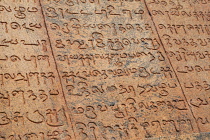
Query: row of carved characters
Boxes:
[
  {"xmin": 10, "ymin": 0, "xmax": 37, "ymax": 2},
  {"xmin": 61, "ymin": 67, "xmax": 173, "ymax": 82},
  {"xmin": 46, "ymin": 0, "xmax": 100, "ymax": 5},
  {"xmin": 0, "ymin": 108, "xmax": 68, "ymax": 127},
  {"xmin": 0, "ymin": 72, "xmax": 55, "ymax": 86},
  {"xmin": 176, "ymin": 64, "xmax": 210, "ymax": 74},
  {"xmin": 0, "ymin": 5, "xmax": 38, "ymax": 19},
  {"xmin": 62, "ymin": 66, "xmax": 173, "ymax": 83},
  {"xmin": 56, "ymin": 51, "xmax": 165, "ymax": 67},
  {"xmin": 74, "ymin": 118, "xmax": 197, "ymax": 139},
  {"xmin": 45, "ymin": 6, "xmax": 145, "ymax": 20},
  {"xmin": 184, "ymin": 80, "xmax": 210, "ymax": 91},
  {"xmin": 148, "ymin": 0, "xmax": 210, "ymax": 7},
  {"xmin": 0, "ymin": 55, "xmax": 50, "ymax": 68},
  {"xmin": 46, "ymin": 0, "xmax": 209, "ymax": 9},
  {"xmin": 190, "ymin": 96, "xmax": 210, "ymax": 108},
  {"xmin": 54, "ymin": 35, "xmax": 161, "ymax": 51},
  {"xmin": 158, "ymin": 24, "xmax": 210, "ymax": 35},
  {"xmin": 64, "ymin": 81, "xmax": 176, "ymax": 97},
  {"xmin": 46, "ymin": 0, "xmax": 142, "ymax": 6},
  {"xmin": 106, "ymin": 0, "xmax": 142, "ymax": 4},
  {"xmin": 72, "ymin": 96, "xmax": 210, "ymax": 113},
  {"xmin": 168, "ymin": 49, "xmax": 210, "ymax": 62},
  {"xmin": 0, "ymin": 39, "xmax": 48, "ymax": 51},
  {"xmin": 0, "ymin": 112, "xmax": 203, "ymax": 139},
  {"xmin": 71, "ymin": 98, "xmax": 188, "ymax": 119},
  {"xmin": 0, "ymin": 129, "xmax": 71, "ymax": 140},
  {"xmin": 151, "ymin": 9, "xmax": 210, "ymax": 21},
  {"xmin": 0, "ymin": 89, "xmax": 60, "ymax": 106},
  {"xmin": 0, "ymin": 114, "xmax": 204, "ymax": 139},
  {"xmin": 50, "ymin": 21, "xmax": 153, "ymax": 35},
  {"xmin": 162, "ymin": 34, "xmax": 210, "ymax": 48},
  {"xmin": 0, "ymin": 22, "xmax": 42, "ymax": 33}
]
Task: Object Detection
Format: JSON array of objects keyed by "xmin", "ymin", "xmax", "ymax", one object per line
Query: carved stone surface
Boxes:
[{"xmin": 0, "ymin": 0, "xmax": 209, "ymax": 139}]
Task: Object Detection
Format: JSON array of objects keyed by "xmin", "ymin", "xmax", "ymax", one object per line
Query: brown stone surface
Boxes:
[{"xmin": 0, "ymin": 0, "xmax": 209, "ymax": 139}]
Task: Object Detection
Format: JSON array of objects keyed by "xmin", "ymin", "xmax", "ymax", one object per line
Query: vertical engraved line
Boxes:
[
  {"xmin": 143, "ymin": 0, "xmax": 201, "ymax": 132},
  {"xmin": 38, "ymin": 0, "xmax": 76, "ymax": 138}
]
